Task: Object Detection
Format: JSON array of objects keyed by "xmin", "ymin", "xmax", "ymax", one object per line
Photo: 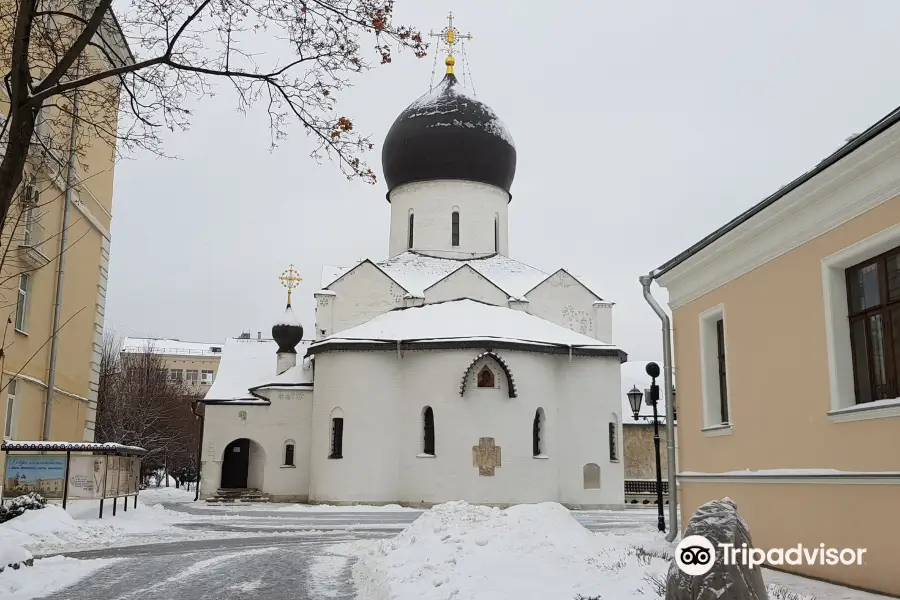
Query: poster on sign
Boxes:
[
  {"xmin": 130, "ymin": 457, "xmax": 141, "ymax": 494},
  {"xmin": 2, "ymin": 455, "xmax": 68, "ymax": 498},
  {"xmin": 118, "ymin": 457, "xmax": 131, "ymax": 495},
  {"xmin": 104, "ymin": 455, "xmax": 120, "ymax": 498},
  {"xmin": 66, "ymin": 455, "xmax": 106, "ymax": 499}
]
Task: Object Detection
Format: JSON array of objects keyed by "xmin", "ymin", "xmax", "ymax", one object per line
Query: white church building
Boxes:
[{"xmin": 200, "ymin": 60, "xmax": 628, "ymax": 508}]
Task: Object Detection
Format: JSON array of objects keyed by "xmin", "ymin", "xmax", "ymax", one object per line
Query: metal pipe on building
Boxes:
[
  {"xmin": 43, "ymin": 86, "xmax": 79, "ymax": 440},
  {"xmin": 639, "ymin": 274, "xmax": 678, "ymax": 542}
]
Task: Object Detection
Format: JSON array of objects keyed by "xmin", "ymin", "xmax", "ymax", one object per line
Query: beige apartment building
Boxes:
[
  {"xmin": 121, "ymin": 338, "xmax": 222, "ymax": 396},
  {"xmin": 0, "ymin": 12, "xmax": 131, "ymax": 481},
  {"xmin": 650, "ymin": 107, "xmax": 900, "ymax": 595}
]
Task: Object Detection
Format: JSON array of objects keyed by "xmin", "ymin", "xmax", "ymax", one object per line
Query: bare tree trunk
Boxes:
[{"xmin": 0, "ymin": 0, "xmax": 39, "ymax": 221}]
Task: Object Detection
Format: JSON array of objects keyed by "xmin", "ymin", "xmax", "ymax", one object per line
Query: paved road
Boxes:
[{"xmin": 38, "ymin": 504, "xmax": 660, "ymax": 600}]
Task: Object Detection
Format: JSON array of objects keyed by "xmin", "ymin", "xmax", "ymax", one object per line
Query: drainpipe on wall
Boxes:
[
  {"xmin": 639, "ymin": 274, "xmax": 678, "ymax": 542},
  {"xmin": 43, "ymin": 85, "xmax": 79, "ymax": 440}
]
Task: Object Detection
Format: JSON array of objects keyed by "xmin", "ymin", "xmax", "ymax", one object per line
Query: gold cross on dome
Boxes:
[
  {"xmin": 279, "ymin": 264, "xmax": 302, "ymax": 306},
  {"xmin": 429, "ymin": 12, "xmax": 473, "ymax": 75}
]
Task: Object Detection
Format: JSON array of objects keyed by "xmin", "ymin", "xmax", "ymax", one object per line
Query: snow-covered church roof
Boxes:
[
  {"xmin": 203, "ymin": 337, "xmax": 313, "ymax": 404},
  {"xmin": 321, "ymin": 251, "xmax": 603, "ymax": 302},
  {"xmin": 309, "ymin": 299, "xmax": 625, "ymax": 359}
]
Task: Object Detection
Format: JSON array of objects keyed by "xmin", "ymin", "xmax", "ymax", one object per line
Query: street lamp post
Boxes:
[{"xmin": 627, "ymin": 361, "xmax": 666, "ymax": 533}]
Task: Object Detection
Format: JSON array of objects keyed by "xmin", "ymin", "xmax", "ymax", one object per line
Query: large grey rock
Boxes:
[{"xmin": 665, "ymin": 498, "xmax": 768, "ymax": 600}]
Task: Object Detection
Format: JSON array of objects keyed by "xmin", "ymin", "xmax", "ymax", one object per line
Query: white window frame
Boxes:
[
  {"xmin": 185, "ymin": 370, "xmax": 199, "ymax": 385},
  {"xmin": 201, "ymin": 370, "xmax": 214, "ymax": 384},
  {"xmin": 15, "ymin": 274, "xmax": 29, "ymax": 333},
  {"xmin": 4, "ymin": 379, "xmax": 17, "ymax": 439},
  {"xmin": 169, "ymin": 369, "xmax": 183, "ymax": 383},
  {"xmin": 698, "ymin": 304, "xmax": 733, "ymax": 434},
  {"xmin": 822, "ymin": 222, "xmax": 900, "ymax": 422}
]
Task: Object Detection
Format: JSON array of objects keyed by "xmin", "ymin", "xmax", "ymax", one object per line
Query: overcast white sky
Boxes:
[{"xmin": 103, "ymin": 0, "xmax": 900, "ymax": 364}]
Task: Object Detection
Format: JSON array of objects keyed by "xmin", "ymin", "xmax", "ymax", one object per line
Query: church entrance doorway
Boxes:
[{"xmin": 221, "ymin": 439, "xmax": 251, "ymax": 488}]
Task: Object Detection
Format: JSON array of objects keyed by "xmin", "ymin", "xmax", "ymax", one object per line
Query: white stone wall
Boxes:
[
  {"xmin": 326, "ymin": 261, "xmax": 405, "ymax": 335},
  {"xmin": 424, "ymin": 265, "xmax": 510, "ymax": 305},
  {"xmin": 308, "ymin": 348, "xmax": 624, "ymax": 508},
  {"xmin": 200, "ymin": 389, "xmax": 313, "ymax": 502},
  {"xmin": 525, "ymin": 270, "xmax": 606, "ymax": 341},
  {"xmin": 388, "ymin": 180, "xmax": 510, "ymax": 258}
]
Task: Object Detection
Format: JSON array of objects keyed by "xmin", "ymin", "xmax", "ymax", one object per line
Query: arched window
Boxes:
[
  {"xmin": 329, "ymin": 407, "xmax": 344, "ymax": 459},
  {"xmin": 494, "ymin": 215, "xmax": 499, "ymax": 253},
  {"xmin": 407, "ymin": 211, "xmax": 414, "ymax": 249},
  {"xmin": 583, "ymin": 463, "xmax": 601, "ymax": 489},
  {"xmin": 423, "ymin": 406, "xmax": 435, "ymax": 456},
  {"xmin": 533, "ymin": 408, "xmax": 545, "ymax": 456},
  {"xmin": 284, "ymin": 440, "xmax": 295, "ymax": 466},
  {"xmin": 477, "ymin": 366, "xmax": 495, "ymax": 388},
  {"xmin": 451, "ymin": 211, "xmax": 460, "ymax": 247}
]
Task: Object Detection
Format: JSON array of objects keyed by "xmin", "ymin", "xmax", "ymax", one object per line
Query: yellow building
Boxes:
[
  {"xmin": 121, "ymin": 338, "xmax": 222, "ymax": 395},
  {"xmin": 649, "ymin": 106, "xmax": 900, "ymax": 595},
  {"xmin": 0, "ymin": 12, "xmax": 131, "ymax": 482}
]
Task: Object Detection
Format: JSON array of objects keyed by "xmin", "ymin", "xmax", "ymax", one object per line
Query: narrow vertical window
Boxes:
[
  {"xmin": 423, "ymin": 407, "xmax": 435, "ymax": 456},
  {"xmin": 532, "ymin": 409, "xmax": 543, "ymax": 456},
  {"xmin": 15, "ymin": 274, "xmax": 29, "ymax": 332},
  {"xmin": 407, "ymin": 212, "xmax": 414, "ymax": 249},
  {"xmin": 494, "ymin": 215, "xmax": 499, "ymax": 253},
  {"xmin": 23, "ymin": 187, "xmax": 37, "ymax": 247},
  {"xmin": 716, "ymin": 319, "xmax": 729, "ymax": 423},
  {"xmin": 451, "ymin": 211, "xmax": 460, "ymax": 247},
  {"xmin": 608, "ymin": 422, "xmax": 618, "ymax": 461},
  {"xmin": 4, "ymin": 379, "xmax": 15, "ymax": 438},
  {"xmin": 284, "ymin": 441, "xmax": 295, "ymax": 466},
  {"xmin": 330, "ymin": 417, "xmax": 344, "ymax": 458}
]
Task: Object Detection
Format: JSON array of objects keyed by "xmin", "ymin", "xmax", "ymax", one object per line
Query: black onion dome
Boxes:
[
  {"xmin": 382, "ymin": 73, "xmax": 516, "ymax": 198},
  {"xmin": 272, "ymin": 304, "xmax": 304, "ymax": 354}
]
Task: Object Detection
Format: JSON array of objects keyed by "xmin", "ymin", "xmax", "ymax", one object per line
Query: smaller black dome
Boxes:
[
  {"xmin": 272, "ymin": 304, "xmax": 303, "ymax": 354},
  {"xmin": 382, "ymin": 73, "xmax": 516, "ymax": 197}
]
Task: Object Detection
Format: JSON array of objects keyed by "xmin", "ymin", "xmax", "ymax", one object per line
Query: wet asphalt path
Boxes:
[{"xmin": 37, "ymin": 503, "xmax": 659, "ymax": 600}]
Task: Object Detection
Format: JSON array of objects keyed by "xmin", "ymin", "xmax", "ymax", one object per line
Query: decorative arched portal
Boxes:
[
  {"xmin": 459, "ymin": 351, "xmax": 517, "ymax": 398},
  {"xmin": 221, "ymin": 438, "xmax": 265, "ymax": 489}
]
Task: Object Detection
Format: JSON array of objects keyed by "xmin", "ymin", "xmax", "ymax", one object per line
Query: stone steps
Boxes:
[{"xmin": 206, "ymin": 488, "xmax": 270, "ymax": 503}]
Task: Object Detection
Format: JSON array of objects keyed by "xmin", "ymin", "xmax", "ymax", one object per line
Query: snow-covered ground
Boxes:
[
  {"xmin": 0, "ymin": 488, "xmax": 208, "ymax": 556},
  {"xmin": 0, "ymin": 556, "xmax": 119, "ymax": 600},
  {"xmin": 193, "ymin": 501, "xmax": 420, "ymax": 513},
  {"xmin": 347, "ymin": 501, "xmax": 889, "ymax": 600}
]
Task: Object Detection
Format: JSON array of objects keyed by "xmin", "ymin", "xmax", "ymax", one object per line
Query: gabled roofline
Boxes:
[
  {"xmin": 422, "ymin": 263, "xmax": 511, "ymax": 298},
  {"xmin": 652, "ymin": 103, "xmax": 900, "ymax": 279},
  {"xmin": 523, "ymin": 268, "xmax": 604, "ymax": 301},
  {"xmin": 326, "ymin": 258, "xmax": 409, "ymax": 293}
]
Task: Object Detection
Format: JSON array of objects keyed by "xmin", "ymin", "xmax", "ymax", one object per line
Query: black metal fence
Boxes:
[{"xmin": 624, "ymin": 479, "xmax": 669, "ymax": 495}]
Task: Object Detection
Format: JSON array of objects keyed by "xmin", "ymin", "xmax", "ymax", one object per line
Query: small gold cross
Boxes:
[{"xmin": 279, "ymin": 264, "xmax": 302, "ymax": 306}]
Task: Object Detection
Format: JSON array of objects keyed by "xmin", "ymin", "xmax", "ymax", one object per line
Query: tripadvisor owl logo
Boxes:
[
  {"xmin": 675, "ymin": 534, "xmax": 868, "ymax": 575},
  {"xmin": 675, "ymin": 535, "xmax": 716, "ymax": 576}
]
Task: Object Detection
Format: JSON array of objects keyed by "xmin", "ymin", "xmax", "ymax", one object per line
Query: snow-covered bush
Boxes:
[{"xmin": 0, "ymin": 493, "xmax": 47, "ymax": 523}]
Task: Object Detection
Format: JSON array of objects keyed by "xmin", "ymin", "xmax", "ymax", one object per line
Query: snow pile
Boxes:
[
  {"xmin": 0, "ymin": 556, "xmax": 118, "ymax": 600},
  {"xmin": 0, "ymin": 494, "xmax": 193, "ymax": 554},
  {"xmin": 352, "ymin": 501, "xmax": 669, "ymax": 600},
  {"xmin": 0, "ymin": 544, "xmax": 31, "ymax": 571}
]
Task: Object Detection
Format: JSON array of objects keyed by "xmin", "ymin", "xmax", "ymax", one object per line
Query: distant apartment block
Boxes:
[{"xmin": 121, "ymin": 338, "xmax": 223, "ymax": 394}]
